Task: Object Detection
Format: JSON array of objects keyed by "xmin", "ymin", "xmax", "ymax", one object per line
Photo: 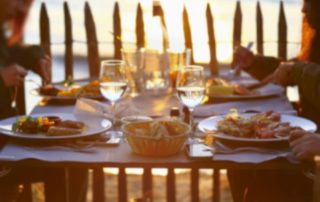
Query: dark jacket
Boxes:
[
  {"xmin": 0, "ymin": 29, "xmax": 45, "ymax": 120},
  {"xmin": 245, "ymin": 55, "xmax": 320, "ymax": 128}
]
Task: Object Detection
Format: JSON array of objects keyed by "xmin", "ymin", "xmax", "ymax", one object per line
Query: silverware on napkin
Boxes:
[
  {"xmin": 23, "ymin": 143, "xmax": 96, "ymax": 153},
  {"xmin": 203, "ymin": 141, "xmax": 289, "ymax": 155}
]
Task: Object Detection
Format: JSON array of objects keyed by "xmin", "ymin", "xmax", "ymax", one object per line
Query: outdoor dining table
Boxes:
[{"xmin": 0, "ymin": 79, "xmax": 313, "ymax": 202}]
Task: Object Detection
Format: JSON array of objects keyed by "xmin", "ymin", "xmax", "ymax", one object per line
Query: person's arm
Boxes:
[
  {"xmin": 8, "ymin": 45, "xmax": 45, "ymax": 71},
  {"xmin": 244, "ymin": 55, "xmax": 281, "ymax": 81},
  {"xmin": 231, "ymin": 46, "xmax": 282, "ymax": 81},
  {"xmin": 8, "ymin": 44, "xmax": 51, "ymax": 84},
  {"xmin": 289, "ymin": 129, "xmax": 320, "ymax": 161},
  {"xmin": 289, "ymin": 62, "xmax": 320, "ymax": 111}
]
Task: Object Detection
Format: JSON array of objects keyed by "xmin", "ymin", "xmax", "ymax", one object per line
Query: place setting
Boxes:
[{"xmin": 191, "ymin": 109, "xmax": 318, "ymax": 163}]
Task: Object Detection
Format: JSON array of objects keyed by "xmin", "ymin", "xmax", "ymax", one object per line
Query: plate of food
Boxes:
[
  {"xmin": 0, "ymin": 113, "xmax": 112, "ymax": 140},
  {"xmin": 198, "ymin": 110, "xmax": 317, "ymax": 142},
  {"xmin": 31, "ymin": 79, "xmax": 103, "ymax": 99},
  {"xmin": 206, "ymin": 78, "xmax": 284, "ymax": 99}
]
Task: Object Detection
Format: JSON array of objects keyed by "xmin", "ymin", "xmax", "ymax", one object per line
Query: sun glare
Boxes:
[{"xmin": 142, "ymin": 0, "xmax": 232, "ymax": 63}]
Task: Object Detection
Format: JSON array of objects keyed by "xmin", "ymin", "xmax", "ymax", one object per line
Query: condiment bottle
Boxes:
[{"xmin": 170, "ymin": 107, "xmax": 181, "ymax": 121}]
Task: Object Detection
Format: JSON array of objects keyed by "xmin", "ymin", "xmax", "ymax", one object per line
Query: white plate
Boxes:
[
  {"xmin": 0, "ymin": 113, "xmax": 112, "ymax": 140},
  {"xmin": 210, "ymin": 83, "xmax": 284, "ymax": 100},
  {"xmin": 198, "ymin": 113, "xmax": 317, "ymax": 142},
  {"xmin": 31, "ymin": 79, "xmax": 103, "ymax": 100}
]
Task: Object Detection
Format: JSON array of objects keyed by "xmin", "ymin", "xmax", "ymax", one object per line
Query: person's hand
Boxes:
[
  {"xmin": 272, "ymin": 62, "xmax": 295, "ymax": 86},
  {"xmin": 34, "ymin": 57, "xmax": 51, "ymax": 85},
  {"xmin": 289, "ymin": 129, "xmax": 320, "ymax": 161},
  {"xmin": 232, "ymin": 46, "xmax": 254, "ymax": 71},
  {"xmin": 0, "ymin": 64, "xmax": 27, "ymax": 87}
]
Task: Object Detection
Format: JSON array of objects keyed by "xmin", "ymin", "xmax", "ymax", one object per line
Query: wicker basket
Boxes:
[{"xmin": 123, "ymin": 120, "xmax": 190, "ymax": 157}]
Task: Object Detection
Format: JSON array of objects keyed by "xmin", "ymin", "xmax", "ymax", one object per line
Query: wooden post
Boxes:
[
  {"xmin": 233, "ymin": 1, "xmax": 242, "ymax": 49},
  {"xmin": 278, "ymin": 1, "xmax": 287, "ymax": 60},
  {"xmin": 191, "ymin": 169, "xmax": 199, "ymax": 202},
  {"xmin": 136, "ymin": 3, "xmax": 145, "ymax": 49},
  {"xmin": 183, "ymin": 6, "xmax": 194, "ymax": 64},
  {"xmin": 40, "ymin": 2, "xmax": 51, "ymax": 58},
  {"xmin": 64, "ymin": 1, "xmax": 73, "ymax": 80},
  {"xmin": 84, "ymin": 1, "xmax": 100, "ymax": 77},
  {"xmin": 143, "ymin": 168, "xmax": 153, "ymax": 201},
  {"xmin": 166, "ymin": 168, "xmax": 176, "ymax": 202},
  {"xmin": 256, "ymin": 1, "xmax": 264, "ymax": 55},
  {"xmin": 118, "ymin": 168, "xmax": 127, "ymax": 202},
  {"xmin": 206, "ymin": 3, "xmax": 219, "ymax": 76},
  {"xmin": 153, "ymin": 2, "xmax": 169, "ymax": 51},
  {"xmin": 113, "ymin": 2, "xmax": 122, "ymax": 59}
]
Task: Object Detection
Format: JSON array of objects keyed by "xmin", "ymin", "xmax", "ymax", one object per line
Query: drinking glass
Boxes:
[
  {"xmin": 166, "ymin": 48, "xmax": 192, "ymax": 90},
  {"xmin": 121, "ymin": 48, "xmax": 145, "ymax": 96},
  {"xmin": 99, "ymin": 60, "xmax": 128, "ymax": 137},
  {"xmin": 176, "ymin": 65, "xmax": 205, "ymax": 136},
  {"xmin": 143, "ymin": 49, "xmax": 170, "ymax": 94}
]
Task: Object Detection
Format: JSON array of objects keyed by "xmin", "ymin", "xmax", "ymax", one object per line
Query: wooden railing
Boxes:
[{"xmin": 19, "ymin": 1, "xmax": 290, "ymax": 201}]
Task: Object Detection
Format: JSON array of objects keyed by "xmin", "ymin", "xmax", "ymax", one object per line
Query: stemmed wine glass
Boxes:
[
  {"xmin": 176, "ymin": 65, "xmax": 205, "ymax": 138},
  {"xmin": 99, "ymin": 60, "xmax": 128, "ymax": 137}
]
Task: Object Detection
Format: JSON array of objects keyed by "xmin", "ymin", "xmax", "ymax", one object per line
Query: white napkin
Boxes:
[
  {"xmin": 212, "ymin": 141, "xmax": 295, "ymax": 164},
  {"xmin": 74, "ymin": 98, "xmax": 141, "ymax": 123},
  {"xmin": 213, "ymin": 151, "xmax": 291, "ymax": 164}
]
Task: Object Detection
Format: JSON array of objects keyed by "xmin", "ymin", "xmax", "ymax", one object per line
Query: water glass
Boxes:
[
  {"xmin": 166, "ymin": 48, "xmax": 192, "ymax": 89},
  {"xmin": 143, "ymin": 49, "xmax": 170, "ymax": 94},
  {"xmin": 121, "ymin": 48, "xmax": 145, "ymax": 96}
]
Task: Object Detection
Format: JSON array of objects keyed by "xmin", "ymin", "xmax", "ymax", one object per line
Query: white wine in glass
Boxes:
[
  {"xmin": 99, "ymin": 60, "xmax": 128, "ymax": 137},
  {"xmin": 176, "ymin": 65, "xmax": 205, "ymax": 137}
]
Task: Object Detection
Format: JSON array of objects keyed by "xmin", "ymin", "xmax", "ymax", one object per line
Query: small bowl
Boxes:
[{"xmin": 120, "ymin": 115, "xmax": 153, "ymax": 125}]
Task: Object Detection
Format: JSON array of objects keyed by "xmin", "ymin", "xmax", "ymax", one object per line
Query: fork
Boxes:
[
  {"xmin": 23, "ymin": 144, "xmax": 96, "ymax": 153},
  {"xmin": 203, "ymin": 142, "xmax": 288, "ymax": 155}
]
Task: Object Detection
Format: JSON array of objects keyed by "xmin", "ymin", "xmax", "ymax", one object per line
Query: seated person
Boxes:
[
  {"xmin": 0, "ymin": 0, "xmax": 88, "ymax": 201},
  {"xmin": 228, "ymin": 0, "xmax": 320, "ymax": 201}
]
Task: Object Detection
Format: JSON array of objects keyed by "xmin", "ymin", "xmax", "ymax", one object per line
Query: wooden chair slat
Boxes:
[
  {"xmin": 113, "ymin": 2, "xmax": 122, "ymax": 59},
  {"xmin": 84, "ymin": 1, "xmax": 100, "ymax": 77},
  {"xmin": 183, "ymin": 6, "xmax": 194, "ymax": 64},
  {"xmin": 233, "ymin": 1, "xmax": 242, "ymax": 49},
  {"xmin": 92, "ymin": 168, "xmax": 105, "ymax": 202},
  {"xmin": 64, "ymin": 1, "xmax": 73, "ymax": 80},
  {"xmin": 20, "ymin": 183, "xmax": 33, "ymax": 202},
  {"xmin": 206, "ymin": 3, "xmax": 219, "ymax": 76},
  {"xmin": 118, "ymin": 168, "xmax": 127, "ymax": 202},
  {"xmin": 166, "ymin": 168, "xmax": 176, "ymax": 202},
  {"xmin": 278, "ymin": 1, "xmax": 287, "ymax": 60},
  {"xmin": 213, "ymin": 169, "xmax": 221, "ymax": 202},
  {"xmin": 191, "ymin": 169, "xmax": 199, "ymax": 202},
  {"xmin": 136, "ymin": 3, "xmax": 145, "ymax": 49},
  {"xmin": 143, "ymin": 168, "xmax": 153, "ymax": 201},
  {"xmin": 256, "ymin": 1, "xmax": 264, "ymax": 55}
]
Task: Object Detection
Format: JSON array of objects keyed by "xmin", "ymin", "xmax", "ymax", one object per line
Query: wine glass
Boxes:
[
  {"xmin": 99, "ymin": 60, "xmax": 128, "ymax": 137},
  {"xmin": 176, "ymin": 65, "xmax": 205, "ymax": 138}
]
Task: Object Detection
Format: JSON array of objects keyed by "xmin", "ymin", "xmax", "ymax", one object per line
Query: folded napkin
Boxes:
[
  {"xmin": 194, "ymin": 96, "xmax": 296, "ymax": 117},
  {"xmin": 211, "ymin": 141, "xmax": 297, "ymax": 164},
  {"xmin": 74, "ymin": 98, "xmax": 141, "ymax": 124}
]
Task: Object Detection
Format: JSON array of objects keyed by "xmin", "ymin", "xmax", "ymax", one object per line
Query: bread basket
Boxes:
[{"xmin": 123, "ymin": 120, "xmax": 190, "ymax": 157}]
